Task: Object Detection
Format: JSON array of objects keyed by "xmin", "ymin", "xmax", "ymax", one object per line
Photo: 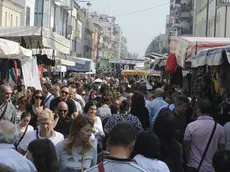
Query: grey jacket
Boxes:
[{"xmin": 0, "ymin": 101, "xmax": 16, "ymax": 124}]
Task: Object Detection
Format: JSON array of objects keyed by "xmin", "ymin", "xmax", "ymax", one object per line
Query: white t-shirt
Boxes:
[
  {"xmin": 19, "ymin": 129, "xmax": 64, "ymax": 152},
  {"xmin": 94, "ymin": 116, "xmax": 104, "ymax": 137},
  {"xmin": 134, "ymin": 154, "xmax": 170, "ymax": 172}
]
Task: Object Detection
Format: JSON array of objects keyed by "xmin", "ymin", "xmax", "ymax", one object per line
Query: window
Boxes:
[
  {"xmin": 10, "ymin": 14, "xmax": 13, "ymax": 26},
  {"xmin": 5, "ymin": 12, "xmax": 7, "ymax": 26},
  {"xmin": 16, "ymin": 16, "xmax": 18, "ymax": 26},
  {"xmin": 26, "ymin": 7, "xmax": 31, "ymax": 26}
]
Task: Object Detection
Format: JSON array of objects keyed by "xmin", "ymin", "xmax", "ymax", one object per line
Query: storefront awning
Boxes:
[{"xmin": 0, "ymin": 26, "xmax": 70, "ymax": 54}]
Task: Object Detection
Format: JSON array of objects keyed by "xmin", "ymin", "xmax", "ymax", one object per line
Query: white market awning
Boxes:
[
  {"xmin": 56, "ymin": 55, "xmax": 93, "ymax": 65},
  {"xmin": 0, "ymin": 26, "xmax": 70, "ymax": 54},
  {"xmin": 0, "ymin": 38, "xmax": 32, "ymax": 59}
]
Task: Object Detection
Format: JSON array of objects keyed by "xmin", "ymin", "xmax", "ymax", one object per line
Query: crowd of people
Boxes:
[{"xmin": 0, "ymin": 76, "xmax": 230, "ymax": 172}]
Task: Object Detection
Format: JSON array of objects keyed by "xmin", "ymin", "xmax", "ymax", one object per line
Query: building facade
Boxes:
[
  {"xmin": 0, "ymin": 0, "xmax": 23, "ymax": 27},
  {"xmin": 167, "ymin": 0, "xmax": 193, "ymax": 37},
  {"xmin": 34, "ymin": 0, "xmax": 71, "ymax": 38},
  {"xmin": 89, "ymin": 12, "xmax": 124, "ymax": 59},
  {"xmin": 16, "ymin": 0, "xmax": 35, "ymax": 26},
  {"xmin": 92, "ymin": 23, "xmax": 102, "ymax": 61},
  {"xmin": 193, "ymin": 0, "xmax": 230, "ymax": 37}
]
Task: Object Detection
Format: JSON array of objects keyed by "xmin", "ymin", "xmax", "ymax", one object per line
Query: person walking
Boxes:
[
  {"xmin": 184, "ymin": 99, "xmax": 225, "ymax": 172},
  {"xmin": 0, "ymin": 120, "xmax": 37, "ymax": 172},
  {"xmin": 85, "ymin": 123, "xmax": 148, "ymax": 172}
]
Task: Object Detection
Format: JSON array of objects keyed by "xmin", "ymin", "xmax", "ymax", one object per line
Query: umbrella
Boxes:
[{"xmin": 0, "ymin": 38, "xmax": 32, "ymax": 59}]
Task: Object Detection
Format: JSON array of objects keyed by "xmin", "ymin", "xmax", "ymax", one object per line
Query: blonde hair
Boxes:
[
  {"xmin": 64, "ymin": 115, "xmax": 94, "ymax": 155},
  {"xmin": 38, "ymin": 108, "xmax": 54, "ymax": 121}
]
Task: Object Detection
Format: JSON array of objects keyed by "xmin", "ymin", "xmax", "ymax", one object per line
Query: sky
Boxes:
[{"xmin": 83, "ymin": 0, "xmax": 170, "ymax": 57}]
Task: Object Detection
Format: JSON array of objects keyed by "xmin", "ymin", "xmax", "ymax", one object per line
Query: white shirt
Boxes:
[
  {"xmin": 134, "ymin": 154, "xmax": 170, "ymax": 172},
  {"xmin": 94, "ymin": 116, "xmax": 104, "ymax": 137},
  {"xmin": 16, "ymin": 124, "xmax": 34, "ymax": 141},
  {"xmin": 73, "ymin": 100, "xmax": 83, "ymax": 113},
  {"xmin": 19, "ymin": 129, "xmax": 64, "ymax": 152}
]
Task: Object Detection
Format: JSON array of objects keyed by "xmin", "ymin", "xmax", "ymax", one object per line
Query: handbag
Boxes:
[{"xmin": 186, "ymin": 122, "xmax": 217, "ymax": 172}]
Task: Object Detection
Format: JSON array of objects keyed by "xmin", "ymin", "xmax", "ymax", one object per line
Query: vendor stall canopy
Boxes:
[
  {"xmin": 192, "ymin": 46, "xmax": 230, "ymax": 68},
  {"xmin": 170, "ymin": 36, "xmax": 230, "ymax": 68},
  {"xmin": 0, "ymin": 26, "xmax": 70, "ymax": 54},
  {"xmin": 0, "ymin": 38, "xmax": 32, "ymax": 58}
]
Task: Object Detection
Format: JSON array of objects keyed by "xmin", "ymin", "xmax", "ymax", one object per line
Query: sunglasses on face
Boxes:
[
  {"xmin": 35, "ymin": 96, "xmax": 43, "ymax": 100},
  {"xmin": 61, "ymin": 90, "xmax": 69, "ymax": 95},
  {"xmin": 58, "ymin": 109, "xmax": 68, "ymax": 113}
]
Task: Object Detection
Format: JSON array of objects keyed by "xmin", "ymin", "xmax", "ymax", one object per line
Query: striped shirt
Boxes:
[{"xmin": 85, "ymin": 157, "xmax": 148, "ymax": 172}]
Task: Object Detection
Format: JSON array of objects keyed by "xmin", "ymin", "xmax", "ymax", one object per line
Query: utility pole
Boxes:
[
  {"xmin": 205, "ymin": 0, "xmax": 209, "ymax": 37},
  {"xmin": 41, "ymin": 0, "xmax": 44, "ymax": 27}
]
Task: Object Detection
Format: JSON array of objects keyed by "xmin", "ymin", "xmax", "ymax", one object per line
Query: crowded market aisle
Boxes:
[{"xmin": 0, "ymin": 76, "xmax": 229, "ymax": 172}]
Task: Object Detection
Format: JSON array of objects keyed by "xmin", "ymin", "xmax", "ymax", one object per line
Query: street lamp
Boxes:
[{"xmin": 86, "ymin": 2, "xmax": 92, "ymax": 7}]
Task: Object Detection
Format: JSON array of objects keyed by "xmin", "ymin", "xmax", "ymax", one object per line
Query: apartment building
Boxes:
[
  {"xmin": 0, "ymin": 0, "xmax": 23, "ymax": 27},
  {"xmin": 16, "ymin": 0, "xmax": 35, "ymax": 26},
  {"xmin": 193, "ymin": 0, "xmax": 230, "ymax": 37},
  {"xmin": 167, "ymin": 0, "xmax": 193, "ymax": 37}
]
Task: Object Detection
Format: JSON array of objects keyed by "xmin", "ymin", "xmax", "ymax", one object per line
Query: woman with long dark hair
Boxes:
[
  {"xmin": 27, "ymin": 139, "xmax": 59, "ymax": 172},
  {"xmin": 27, "ymin": 90, "xmax": 44, "ymax": 129},
  {"xmin": 130, "ymin": 91, "xmax": 150, "ymax": 130},
  {"xmin": 153, "ymin": 108, "xmax": 183, "ymax": 172}
]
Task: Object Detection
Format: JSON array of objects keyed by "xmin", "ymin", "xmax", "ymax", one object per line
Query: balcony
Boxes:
[
  {"xmin": 172, "ymin": 18, "xmax": 181, "ymax": 28},
  {"xmin": 179, "ymin": 12, "xmax": 191, "ymax": 18},
  {"xmin": 181, "ymin": 3, "xmax": 192, "ymax": 12},
  {"xmin": 217, "ymin": 0, "xmax": 230, "ymax": 8},
  {"xmin": 180, "ymin": 28, "xmax": 192, "ymax": 35},
  {"xmin": 59, "ymin": 0, "xmax": 71, "ymax": 10}
]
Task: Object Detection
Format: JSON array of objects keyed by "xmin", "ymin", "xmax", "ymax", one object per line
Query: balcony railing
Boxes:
[
  {"xmin": 217, "ymin": 0, "xmax": 230, "ymax": 6},
  {"xmin": 179, "ymin": 12, "xmax": 191, "ymax": 18}
]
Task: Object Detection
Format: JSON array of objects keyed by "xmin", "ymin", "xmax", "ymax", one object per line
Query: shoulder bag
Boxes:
[
  {"xmin": 14, "ymin": 124, "xmax": 29, "ymax": 150},
  {"xmin": 186, "ymin": 122, "xmax": 217, "ymax": 172}
]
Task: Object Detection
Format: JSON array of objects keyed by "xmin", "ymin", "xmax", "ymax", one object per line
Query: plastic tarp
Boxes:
[
  {"xmin": 0, "ymin": 38, "xmax": 32, "ymax": 58},
  {"xmin": 170, "ymin": 36, "xmax": 230, "ymax": 68},
  {"xmin": 21, "ymin": 56, "xmax": 42, "ymax": 90},
  {"xmin": 192, "ymin": 46, "xmax": 230, "ymax": 68},
  {"xmin": 0, "ymin": 26, "xmax": 70, "ymax": 54}
]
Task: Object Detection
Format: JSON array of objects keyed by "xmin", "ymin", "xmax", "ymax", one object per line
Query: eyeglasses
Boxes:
[
  {"xmin": 58, "ymin": 110, "xmax": 68, "ymax": 113},
  {"xmin": 5, "ymin": 92, "xmax": 12, "ymax": 95},
  {"xmin": 61, "ymin": 90, "xmax": 69, "ymax": 95},
  {"xmin": 35, "ymin": 96, "xmax": 43, "ymax": 100},
  {"xmin": 82, "ymin": 94, "xmax": 86, "ymax": 96}
]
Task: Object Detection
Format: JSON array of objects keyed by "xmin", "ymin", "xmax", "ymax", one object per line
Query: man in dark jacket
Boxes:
[{"xmin": 50, "ymin": 86, "xmax": 77, "ymax": 117}]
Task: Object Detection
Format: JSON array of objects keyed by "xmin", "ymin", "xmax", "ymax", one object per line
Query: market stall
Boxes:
[
  {"xmin": 170, "ymin": 36, "xmax": 230, "ymax": 68},
  {"xmin": 0, "ymin": 38, "xmax": 41, "ymax": 90}
]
